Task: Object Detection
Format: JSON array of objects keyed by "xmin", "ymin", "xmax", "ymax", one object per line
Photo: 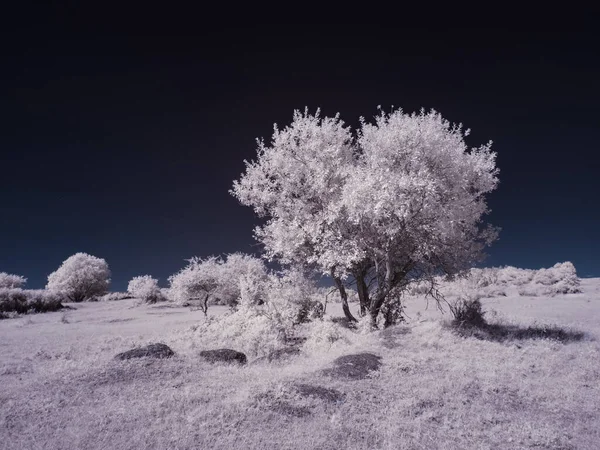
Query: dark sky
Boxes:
[{"xmin": 2, "ymin": 19, "xmax": 599, "ymax": 290}]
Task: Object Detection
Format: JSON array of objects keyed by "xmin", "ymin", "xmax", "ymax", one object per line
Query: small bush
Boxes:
[
  {"xmin": 127, "ymin": 276, "xmax": 164, "ymax": 304},
  {"xmin": 99, "ymin": 292, "xmax": 133, "ymax": 301},
  {"xmin": 450, "ymin": 297, "xmax": 486, "ymax": 327},
  {"xmin": 302, "ymin": 318, "xmax": 347, "ymax": 353},
  {"xmin": 192, "ymin": 306, "xmax": 288, "ymax": 357}
]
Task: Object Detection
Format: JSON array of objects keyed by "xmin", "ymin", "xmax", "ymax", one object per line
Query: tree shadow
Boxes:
[{"xmin": 452, "ymin": 321, "xmax": 586, "ymax": 344}]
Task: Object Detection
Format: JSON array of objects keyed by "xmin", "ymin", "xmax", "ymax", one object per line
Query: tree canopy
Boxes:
[{"xmin": 232, "ymin": 108, "xmax": 499, "ymax": 326}]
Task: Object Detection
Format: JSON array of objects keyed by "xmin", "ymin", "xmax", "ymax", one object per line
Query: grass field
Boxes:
[{"xmin": 1, "ymin": 279, "xmax": 599, "ymax": 449}]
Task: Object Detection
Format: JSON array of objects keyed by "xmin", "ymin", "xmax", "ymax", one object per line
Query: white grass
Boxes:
[{"xmin": 1, "ymin": 280, "xmax": 600, "ymax": 449}]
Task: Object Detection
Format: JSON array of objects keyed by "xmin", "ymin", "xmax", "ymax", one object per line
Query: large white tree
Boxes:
[
  {"xmin": 46, "ymin": 253, "xmax": 111, "ymax": 302},
  {"xmin": 232, "ymin": 108, "xmax": 499, "ymax": 327}
]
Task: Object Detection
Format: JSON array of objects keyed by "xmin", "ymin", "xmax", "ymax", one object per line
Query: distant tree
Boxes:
[
  {"xmin": 46, "ymin": 253, "xmax": 111, "ymax": 302},
  {"xmin": 127, "ymin": 275, "xmax": 162, "ymax": 303},
  {"xmin": 168, "ymin": 253, "xmax": 268, "ymax": 315},
  {"xmin": 232, "ymin": 107, "xmax": 499, "ymax": 327},
  {"xmin": 168, "ymin": 256, "xmax": 221, "ymax": 315},
  {"xmin": 0, "ymin": 272, "xmax": 27, "ymax": 289}
]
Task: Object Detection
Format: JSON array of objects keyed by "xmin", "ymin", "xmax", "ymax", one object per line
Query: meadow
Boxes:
[{"xmin": 1, "ymin": 278, "xmax": 599, "ymax": 449}]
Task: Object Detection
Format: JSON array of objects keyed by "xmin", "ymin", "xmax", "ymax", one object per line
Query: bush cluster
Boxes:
[
  {"xmin": 0, "ymin": 288, "xmax": 64, "ymax": 318},
  {"xmin": 409, "ymin": 262, "xmax": 581, "ymax": 300},
  {"xmin": 99, "ymin": 292, "xmax": 133, "ymax": 302}
]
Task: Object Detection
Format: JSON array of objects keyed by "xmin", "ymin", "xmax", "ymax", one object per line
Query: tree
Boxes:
[
  {"xmin": 169, "ymin": 256, "xmax": 220, "ymax": 314},
  {"xmin": 127, "ymin": 275, "xmax": 162, "ymax": 303},
  {"xmin": 46, "ymin": 253, "xmax": 111, "ymax": 302},
  {"xmin": 169, "ymin": 253, "xmax": 269, "ymax": 315},
  {"xmin": 0, "ymin": 272, "xmax": 27, "ymax": 289},
  {"xmin": 232, "ymin": 107, "xmax": 499, "ymax": 327}
]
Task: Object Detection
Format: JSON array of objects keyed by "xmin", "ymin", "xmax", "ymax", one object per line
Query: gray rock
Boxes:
[
  {"xmin": 115, "ymin": 343, "xmax": 174, "ymax": 360},
  {"xmin": 199, "ymin": 348, "xmax": 247, "ymax": 365},
  {"xmin": 322, "ymin": 352, "xmax": 382, "ymax": 380}
]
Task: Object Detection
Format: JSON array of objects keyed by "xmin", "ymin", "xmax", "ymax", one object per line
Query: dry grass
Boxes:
[{"xmin": 1, "ymin": 281, "xmax": 600, "ymax": 449}]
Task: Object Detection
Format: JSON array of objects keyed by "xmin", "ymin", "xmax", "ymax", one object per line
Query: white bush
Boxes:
[
  {"xmin": 127, "ymin": 275, "xmax": 163, "ymax": 303},
  {"xmin": 186, "ymin": 268, "xmax": 324, "ymax": 356},
  {"xmin": 168, "ymin": 256, "xmax": 221, "ymax": 309},
  {"xmin": 532, "ymin": 262, "xmax": 580, "ymax": 292},
  {"xmin": 192, "ymin": 306, "xmax": 287, "ymax": 357},
  {"xmin": 302, "ymin": 318, "xmax": 347, "ymax": 353},
  {"xmin": 0, "ymin": 272, "xmax": 27, "ymax": 289},
  {"xmin": 160, "ymin": 288, "xmax": 173, "ymax": 302},
  {"xmin": 261, "ymin": 269, "xmax": 325, "ymax": 325},
  {"xmin": 46, "ymin": 253, "xmax": 110, "ymax": 302},
  {"xmin": 169, "ymin": 253, "xmax": 268, "ymax": 310},
  {"xmin": 99, "ymin": 292, "xmax": 132, "ymax": 302},
  {"xmin": 218, "ymin": 253, "xmax": 269, "ymax": 306},
  {"xmin": 417, "ymin": 262, "xmax": 582, "ymax": 300}
]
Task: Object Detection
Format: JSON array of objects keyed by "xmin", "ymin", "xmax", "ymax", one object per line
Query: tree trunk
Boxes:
[
  {"xmin": 331, "ymin": 270, "xmax": 357, "ymax": 323},
  {"xmin": 369, "ymin": 252, "xmax": 393, "ymax": 328},
  {"xmin": 202, "ymin": 293, "xmax": 209, "ymax": 317},
  {"xmin": 355, "ymin": 270, "xmax": 370, "ymax": 317}
]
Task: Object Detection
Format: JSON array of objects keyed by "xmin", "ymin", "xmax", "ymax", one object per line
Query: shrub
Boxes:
[
  {"xmin": 127, "ymin": 275, "xmax": 164, "ymax": 303},
  {"xmin": 99, "ymin": 292, "xmax": 133, "ymax": 301},
  {"xmin": 0, "ymin": 272, "xmax": 27, "ymax": 289},
  {"xmin": 260, "ymin": 269, "xmax": 324, "ymax": 326},
  {"xmin": 532, "ymin": 262, "xmax": 580, "ymax": 295},
  {"xmin": 302, "ymin": 318, "xmax": 347, "ymax": 352},
  {"xmin": 0, "ymin": 288, "xmax": 64, "ymax": 316},
  {"xmin": 169, "ymin": 253, "xmax": 268, "ymax": 312},
  {"xmin": 296, "ymin": 300, "xmax": 324, "ymax": 324},
  {"xmin": 192, "ymin": 306, "xmax": 288, "ymax": 357},
  {"xmin": 449, "ymin": 297, "xmax": 486, "ymax": 327},
  {"xmin": 216, "ymin": 253, "xmax": 269, "ymax": 307},
  {"xmin": 46, "ymin": 253, "xmax": 110, "ymax": 302}
]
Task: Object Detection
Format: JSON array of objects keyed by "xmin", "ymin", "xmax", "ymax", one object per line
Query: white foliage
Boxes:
[
  {"xmin": 415, "ymin": 262, "xmax": 582, "ymax": 300},
  {"xmin": 46, "ymin": 253, "xmax": 110, "ymax": 302},
  {"xmin": 219, "ymin": 253, "xmax": 269, "ymax": 307},
  {"xmin": 168, "ymin": 253, "xmax": 268, "ymax": 308},
  {"xmin": 186, "ymin": 268, "xmax": 322, "ymax": 356},
  {"xmin": 0, "ymin": 272, "xmax": 27, "ymax": 289},
  {"xmin": 99, "ymin": 292, "xmax": 132, "ymax": 302},
  {"xmin": 127, "ymin": 275, "xmax": 162, "ymax": 303},
  {"xmin": 232, "ymin": 107, "xmax": 499, "ymax": 322},
  {"xmin": 168, "ymin": 256, "xmax": 221, "ymax": 306},
  {"xmin": 192, "ymin": 306, "xmax": 287, "ymax": 357},
  {"xmin": 302, "ymin": 318, "xmax": 347, "ymax": 353}
]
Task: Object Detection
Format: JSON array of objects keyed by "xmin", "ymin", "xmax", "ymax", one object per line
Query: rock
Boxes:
[
  {"xmin": 254, "ymin": 383, "xmax": 343, "ymax": 418},
  {"xmin": 291, "ymin": 383, "xmax": 345, "ymax": 403},
  {"xmin": 251, "ymin": 347, "xmax": 300, "ymax": 365},
  {"xmin": 199, "ymin": 348, "xmax": 247, "ymax": 365},
  {"xmin": 115, "ymin": 343, "xmax": 174, "ymax": 361},
  {"xmin": 322, "ymin": 352, "xmax": 382, "ymax": 380}
]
